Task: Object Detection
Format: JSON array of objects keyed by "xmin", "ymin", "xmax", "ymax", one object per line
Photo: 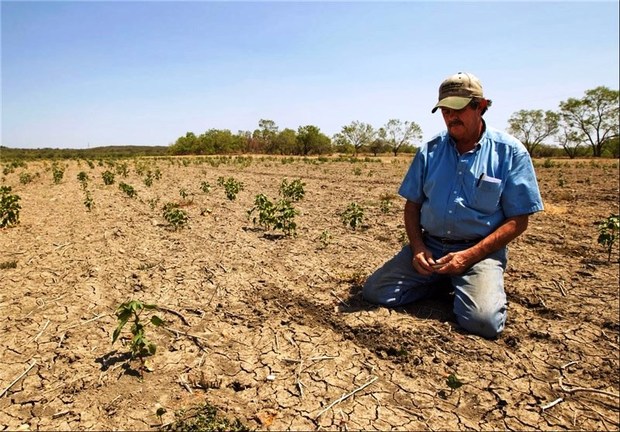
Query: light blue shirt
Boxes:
[{"xmin": 399, "ymin": 124, "xmax": 544, "ymax": 240}]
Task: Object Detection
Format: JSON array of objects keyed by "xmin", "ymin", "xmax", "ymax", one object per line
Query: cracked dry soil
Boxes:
[{"xmin": 1, "ymin": 156, "xmax": 618, "ymax": 431}]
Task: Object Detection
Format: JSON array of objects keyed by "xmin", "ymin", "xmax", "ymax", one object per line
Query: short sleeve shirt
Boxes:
[{"xmin": 398, "ymin": 124, "xmax": 544, "ymax": 240}]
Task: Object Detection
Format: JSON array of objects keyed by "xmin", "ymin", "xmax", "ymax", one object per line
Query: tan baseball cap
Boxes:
[{"xmin": 432, "ymin": 72, "xmax": 484, "ymax": 113}]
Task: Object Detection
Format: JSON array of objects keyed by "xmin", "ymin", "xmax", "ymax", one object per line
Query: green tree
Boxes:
[
  {"xmin": 507, "ymin": 109, "xmax": 560, "ymax": 156},
  {"xmin": 198, "ymin": 129, "xmax": 238, "ymax": 154},
  {"xmin": 272, "ymin": 128, "xmax": 298, "ymax": 155},
  {"xmin": 557, "ymin": 128, "xmax": 584, "ymax": 159},
  {"xmin": 559, "ymin": 86, "xmax": 619, "ymax": 157},
  {"xmin": 252, "ymin": 119, "xmax": 279, "ymax": 154},
  {"xmin": 296, "ymin": 125, "xmax": 332, "ymax": 155},
  {"xmin": 368, "ymin": 135, "xmax": 389, "ymax": 156},
  {"xmin": 380, "ymin": 119, "xmax": 423, "ymax": 156},
  {"xmin": 333, "ymin": 121, "xmax": 375, "ymax": 156},
  {"xmin": 169, "ymin": 132, "xmax": 200, "ymax": 155}
]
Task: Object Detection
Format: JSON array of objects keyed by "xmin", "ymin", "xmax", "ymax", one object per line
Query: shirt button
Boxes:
[
  {"xmin": 453, "ymin": 191, "xmax": 457, "ymax": 194},
  {"xmin": 447, "ymin": 230, "xmax": 451, "ymax": 234},
  {"xmin": 448, "ymin": 210, "xmax": 453, "ymax": 214},
  {"xmin": 458, "ymin": 171, "xmax": 462, "ymax": 175}
]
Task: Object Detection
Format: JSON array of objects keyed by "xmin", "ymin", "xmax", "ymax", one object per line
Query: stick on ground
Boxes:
[{"xmin": 315, "ymin": 376, "xmax": 379, "ymax": 420}]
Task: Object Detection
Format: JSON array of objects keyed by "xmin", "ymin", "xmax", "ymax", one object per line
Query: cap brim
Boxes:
[{"xmin": 431, "ymin": 96, "xmax": 472, "ymax": 113}]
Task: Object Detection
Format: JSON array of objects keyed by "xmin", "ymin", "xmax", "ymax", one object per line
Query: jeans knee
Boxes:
[
  {"xmin": 362, "ymin": 276, "xmax": 384, "ymax": 305},
  {"xmin": 456, "ymin": 309, "xmax": 506, "ymax": 339}
]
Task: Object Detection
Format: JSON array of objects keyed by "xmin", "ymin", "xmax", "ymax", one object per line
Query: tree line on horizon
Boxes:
[
  {"xmin": 169, "ymin": 85, "xmax": 618, "ymax": 159},
  {"xmin": 168, "ymin": 118, "xmax": 422, "ymax": 157}
]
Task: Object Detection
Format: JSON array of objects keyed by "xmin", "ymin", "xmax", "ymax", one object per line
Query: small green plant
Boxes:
[
  {"xmin": 112, "ymin": 300, "xmax": 164, "ymax": 371},
  {"xmin": 161, "ymin": 402, "xmax": 251, "ymax": 432},
  {"xmin": 77, "ymin": 171, "xmax": 89, "ymax": 183},
  {"xmin": 341, "ymin": 202, "xmax": 364, "ymax": 230},
  {"xmin": 19, "ymin": 172, "xmax": 33, "ymax": 185},
  {"xmin": 542, "ymin": 158, "xmax": 555, "ymax": 169},
  {"xmin": 86, "ymin": 160, "xmax": 95, "ymax": 169},
  {"xmin": 596, "ymin": 214, "xmax": 619, "ymax": 262},
  {"xmin": 115, "ymin": 162, "xmax": 129, "ymax": 177},
  {"xmin": 279, "ymin": 178, "xmax": 306, "ymax": 202},
  {"xmin": 148, "ymin": 197, "xmax": 160, "ymax": 211},
  {"xmin": 0, "ymin": 186, "xmax": 21, "ymax": 228},
  {"xmin": 247, "ymin": 194, "xmax": 298, "ymax": 236},
  {"xmin": 318, "ymin": 230, "xmax": 332, "ymax": 249},
  {"xmin": 119, "ymin": 182, "xmax": 137, "ymax": 198},
  {"xmin": 557, "ymin": 172, "xmax": 565, "ymax": 188},
  {"xmin": 77, "ymin": 171, "xmax": 89, "ymax": 190},
  {"xmin": 218, "ymin": 177, "xmax": 244, "ymax": 201},
  {"xmin": 102, "ymin": 170, "xmax": 115, "ymax": 185},
  {"xmin": 84, "ymin": 191, "xmax": 95, "ymax": 211},
  {"xmin": 144, "ymin": 172, "xmax": 154, "ymax": 187},
  {"xmin": 0, "ymin": 260, "xmax": 17, "ymax": 270},
  {"xmin": 446, "ymin": 373, "xmax": 464, "ymax": 390},
  {"xmin": 353, "ymin": 166, "xmax": 362, "ymax": 176},
  {"xmin": 52, "ymin": 163, "xmax": 64, "ymax": 184},
  {"xmin": 379, "ymin": 193, "xmax": 394, "ymax": 214},
  {"xmin": 200, "ymin": 181, "xmax": 211, "ymax": 193},
  {"xmin": 163, "ymin": 203, "xmax": 189, "ymax": 230}
]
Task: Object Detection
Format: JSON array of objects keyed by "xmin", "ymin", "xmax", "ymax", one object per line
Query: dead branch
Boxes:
[
  {"xmin": 541, "ymin": 397, "xmax": 564, "ymax": 411},
  {"xmin": 315, "ymin": 376, "xmax": 379, "ymax": 419},
  {"xmin": 0, "ymin": 360, "xmax": 37, "ymax": 398},
  {"xmin": 559, "ymin": 377, "xmax": 620, "ymax": 399},
  {"xmin": 330, "ymin": 291, "xmax": 349, "ymax": 307},
  {"xmin": 157, "ymin": 306, "xmax": 190, "ymax": 326}
]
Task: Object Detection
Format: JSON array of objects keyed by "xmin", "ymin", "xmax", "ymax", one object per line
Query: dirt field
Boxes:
[{"xmin": 1, "ymin": 155, "xmax": 618, "ymax": 431}]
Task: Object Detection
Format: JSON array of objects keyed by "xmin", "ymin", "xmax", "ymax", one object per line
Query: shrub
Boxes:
[
  {"xmin": 52, "ymin": 163, "xmax": 64, "ymax": 184},
  {"xmin": 102, "ymin": 170, "xmax": 115, "ymax": 185},
  {"xmin": 279, "ymin": 178, "xmax": 306, "ymax": 202},
  {"xmin": 200, "ymin": 181, "xmax": 211, "ymax": 193},
  {"xmin": 112, "ymin": 300, "xmax": 164, "ymax": 372},
  {"xmin": 596, "ymin": 214, "xmax": 619, "ymax": 262},
  {"xmin": 217, "ymin": 177, "xmax": 244, "ymax": 201},
  {"xmin": 163, "ymin": 203, "xmax": 189, "ymax": 230},
  {"xmin": 119, "ymin": 182, "xmax": 137, "ymax": 198},
  {"xmin": 19, "ymin": 172, "xmax": 33, "ymax": 185},
  {"xmin": 0, "ymin": 186, "xmax": 21, "ymax": 228},
  {"xmin": 247, "ymin": 194, "xmax": 298, "ymax": 236},
  {"xmin": 341, "ymin": 202, "xmax": 364, "ymax": 230}
]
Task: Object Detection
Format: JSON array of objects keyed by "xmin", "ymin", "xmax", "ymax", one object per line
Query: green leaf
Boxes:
[
  {"xmin": 446, "ymin": 374, "xmax": 464, "ymax": 389},
  {"xmin": 112, "ymin": 326, "xmax": 122, "ymax": 344},
  {"xmin": 151, "ymin": 315, "xmax": 164, "ymax": 326},
  {"xmin": 147, "ymin": 343, "xmax": 157, "ymax": 355},
  {"xmin": 143, "ymin": 303, "xmax": 158, "ymax": 310}
]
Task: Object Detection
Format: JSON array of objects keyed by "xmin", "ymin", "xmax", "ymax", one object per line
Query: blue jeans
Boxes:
[{"xmin": 362, "ymin": 236, "xmax": 508, "ymax": 338}]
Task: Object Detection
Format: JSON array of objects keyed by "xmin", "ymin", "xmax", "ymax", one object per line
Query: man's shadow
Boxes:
[{"xmin": 340, "ymin": 279, "xmax": 456, "ymax": 324}]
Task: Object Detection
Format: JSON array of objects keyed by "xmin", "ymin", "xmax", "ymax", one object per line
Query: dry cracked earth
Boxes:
[{"xmin": 1, "ymin": 155, "xmax": 618, "ymax": 431}]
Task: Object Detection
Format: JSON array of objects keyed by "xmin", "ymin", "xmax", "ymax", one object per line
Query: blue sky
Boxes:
[{"xmin": 1, "ymin": 1, "xmax": 618, "ymax": 149}]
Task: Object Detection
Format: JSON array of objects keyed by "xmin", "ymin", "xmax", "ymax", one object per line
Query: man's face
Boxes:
[{"xmin": 440, "ymin": 102, "xmax": 483, "ymax": 143}]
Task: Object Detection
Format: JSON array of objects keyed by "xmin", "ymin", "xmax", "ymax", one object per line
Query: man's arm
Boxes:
[
  {"xmin": 404, "ymin": 200, "xmax": 437, "ymax": 275},
  {"xmin": 434, "ymin": 214, "xmax": 530, "ymax": 274}
]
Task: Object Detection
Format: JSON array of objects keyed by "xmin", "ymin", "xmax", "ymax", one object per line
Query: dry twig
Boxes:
[
  {"xmin": 315, "ymin": 376, "xmax": 379, "ymax": 419},
  {"xmin": 541, "ymin": 397, "xmax": 564, "ymax": 411},
  {"xmin": 0, "ymin": 360, "xmax": 37, "ymax": 398},
  {"xmin": 559, "ymin": 377, "xmax": 620, "ymax": 399}
]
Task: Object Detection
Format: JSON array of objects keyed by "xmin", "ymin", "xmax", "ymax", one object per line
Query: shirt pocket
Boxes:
[{"xmin": 472, "ymin": 176, "xmax": 502, "ymax": 213}]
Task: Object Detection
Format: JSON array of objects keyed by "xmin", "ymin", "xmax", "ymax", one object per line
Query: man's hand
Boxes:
[
  {"xmin": 432, "ymin": 249, "xmax": 477, "ymax": 275},
  {"xmin": 411, "ymin": 245, "xmax": 438, "ymax": 276}
]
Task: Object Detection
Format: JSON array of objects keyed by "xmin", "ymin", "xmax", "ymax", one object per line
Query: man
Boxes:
[{"xmin": 363, "ymin": 72, "xmax": 544, "ymax": 339}]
